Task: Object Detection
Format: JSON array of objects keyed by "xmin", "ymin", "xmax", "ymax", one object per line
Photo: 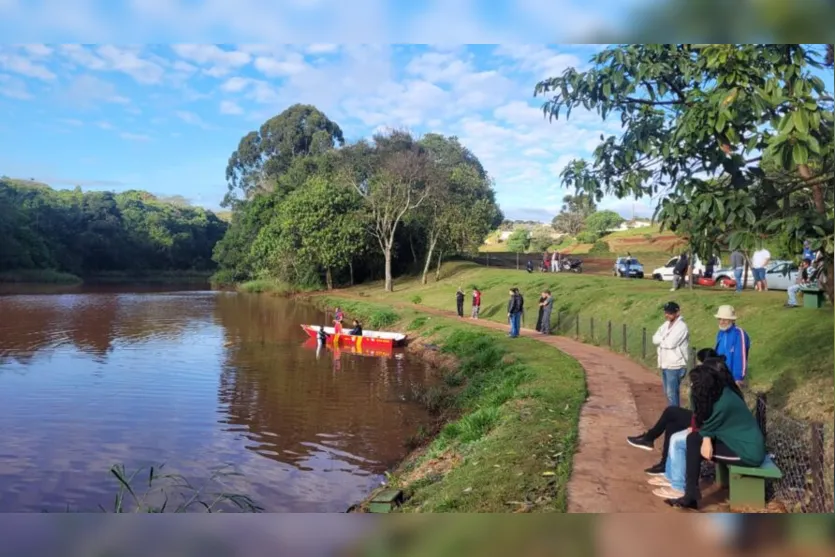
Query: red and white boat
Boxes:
[
  {"xmin": 301, "ymin": 338, "xmax": 395, "ymax": 358},
  {"xmin": 300, "ymin": 325, "xmax": 407, "ymax": 350}
]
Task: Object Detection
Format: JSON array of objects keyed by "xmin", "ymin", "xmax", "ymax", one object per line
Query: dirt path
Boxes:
[{"xmin": 322, "ymin": 293, "xmax": 682, "ymax": 513}]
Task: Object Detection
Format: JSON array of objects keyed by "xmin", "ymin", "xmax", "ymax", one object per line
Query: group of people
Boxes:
[
  {"xmin": 637, "ymin": 301, "xmax": 761, "ymax": 509},
  {"xmin": 786, "ymin": 255, "xmax": 824, "ymax": 308},
  {"xmin": 456, "ymin": 287, "xmax": 482, "ymax": 319},
  {"xmin": 318, "ymin": 307, "xmax": 363, "ymax": 343}
]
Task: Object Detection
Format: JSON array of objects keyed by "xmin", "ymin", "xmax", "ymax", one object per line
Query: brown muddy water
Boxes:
[{"xmin": 0, "ymin": 286, "xmax": 436, "ymax": 512}]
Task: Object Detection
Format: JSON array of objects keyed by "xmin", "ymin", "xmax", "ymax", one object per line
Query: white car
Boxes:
[
  {"xmin": 713, "ymin": 260, "xmax": 794, "ymax": 290},
  {"xmin": 651, "ymin": 255, "xmax": 721, "ymax": 281}
]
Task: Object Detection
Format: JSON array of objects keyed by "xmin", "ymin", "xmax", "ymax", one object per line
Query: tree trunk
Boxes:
[
  {"xmin": 325, "ymin": 267, "xmax": 333, "ymax": 290},
  {"xmin": 688, "ymin": 249, "xmax": 694, "ymax": 289},
  {"xmin": 349, "ymin": 261, "xmax": 354, "ymax": 286},
  {"xmin": 422, "ymin": 235, "xmax": 438, "ymax": 285},
  {"xmin": 742, "ymin": 257, "xmax": 750, "ymax": 290},
  {"xmin": 384, "ymin": 249, "xmax": 393, "ymax": 292},
  {"xmin": 435, "ymin": 250, "xmax": 444, "ymax": 281},
  {"xmin": 822, "ymin": 254, "xmax": 833, "ymax": 303},
  {"xmin": 409, "ymin": 233, "xmax": 419, "ymax": 265}
]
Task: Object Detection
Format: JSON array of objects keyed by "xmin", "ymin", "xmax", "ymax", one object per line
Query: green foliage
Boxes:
[
  {"xmin": 367, "ymin": 308, "xmax": 399, "ymax": 329},
  {"xmin": 0, "ymin": 179, "xmax": 227, "ymax": 278},
  {"xmin": 534, "ymin": 44, "xmax": 834, "ymax": 297},
  {"xmin": 411, "ymin": 295, "xmax": 423, "ymax": 304},
  {"xmin": 506, "ymin": 229, "xmax": 531, "ymax": 253},
  {"xmin": 584, "ymin": 210, "xmax": 624, "ymax": 235},
  {"xmin": 407, "ymin": 316, "xmax": 429, "ymax": 330},
  {"xmin": 550, "ymin": 194, "xmax": 596, "ymax": 235},
  {"xmin": 529, "ymin": 227, "xmax": 555, "ymax": 252},
  {"xmin": 575, "ymin": 231, "xmax": 599, "ymax": 244},
  {"xmin": 589, "ymin": 240, "xmax": 610, "ymax": 254}
]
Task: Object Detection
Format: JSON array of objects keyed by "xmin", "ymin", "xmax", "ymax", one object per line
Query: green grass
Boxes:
[
  {"xmin": 334, "ymin": 261, "xmax": 834, "ymax": 423},
  {"xmin": 0, "ymin": 269, "xmax": 82, "ymax": 284},
  {"xmin": 317, "ymin": 296, "xmax": 586, "ymax": 513}
]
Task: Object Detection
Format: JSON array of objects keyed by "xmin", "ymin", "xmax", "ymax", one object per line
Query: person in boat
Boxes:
[
  {"xmin": 317, "ymin": 325, "xmax": 329, "ymax": 345},
  {"xmin": 334, "ymin": 307, "xmax": 344, "ymax": 323},
  {"xmin": 333, "ymin": 318, "xmax": 344, "ymax": 334},
  {"xmin": 348, "ymin": 319, "xmax": 363, "ymax": 336}
]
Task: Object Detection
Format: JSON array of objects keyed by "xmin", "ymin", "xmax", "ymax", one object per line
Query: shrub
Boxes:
[
  {"xmin": 575, "ymin": 231, "xmax": 599, "ymax": 244},
  {"xmin": 411, "ymin": 295, "xmax": 423, "ymax": 304},
  {"xmin": 589, "ymin": 240, "xmax": 610, "ymax": 254}
]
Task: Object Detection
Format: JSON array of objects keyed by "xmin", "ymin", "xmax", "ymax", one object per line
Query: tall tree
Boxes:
[
  {"xmin": 339, "ymin": 130, "xmax": 431, "ymax": 292},
  {"xmin": 224, "ymin": 104, "xmax": 345, "ymax": 207},
  {"xmin": 535, "ymin": 44, "xmax": 834, "ymax": 300},
  {"xmin": 550, "ymin": 193, "xmax": 597, "ymax": 235}
]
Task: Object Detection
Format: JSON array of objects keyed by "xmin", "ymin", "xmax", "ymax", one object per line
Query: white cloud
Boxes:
[
  {"xmin": 119, "ymin": 131, "xmax": 151, "ymax": 141},
  {"xmin": 219, "ymin": 100, "xmax": 243, "ymax": 115},
  {"xmin": 96, "ymin": 45, "xmax": 165, "ymax": 84},
  {"xmin": 176, "ymin": 110, "xmax": 212, "ymax": 128},
  {"xmin": 253, "ymin": 53, "xmax": 307, "ymax": 77},
  {"xmin": 306, "ymin": 44, "xmax": 339, "ymax": 55},
  {"xmin": 20, "ymin": 44, "xmax": 53, "ymax": 57},
  {"xmin": 493, "ymin": 45, "xmax": 583, "ymax": 81},
  {"xmin": 171, "ymin": 44, "xmax": 251, "ymax": 77},
  {"xmin": 0, "ymin": 73, "xmax": 32, "ymax": 99},
  {"xmin": 0, "ymin": 51, "xmax": 56, "ymax": 80},
  {"xmin": 64, "ymin": 74, "xmax": 130, "ymax": 106}
]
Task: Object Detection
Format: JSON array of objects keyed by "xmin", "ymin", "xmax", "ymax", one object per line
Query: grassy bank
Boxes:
[
  {"xmin": 84, "ymin": 270, "xmax": 214, "ymax": 284},
  {"xmin": 337, "ymin": 262, "xmax": 833, "ymax": 423},
  {"xmin": 0, "ymin": 269, "xmax": 82, "ymax": 284},
  {"xmin": 316, "ymin": 296, "xmax": 586, "ymax": 513}
]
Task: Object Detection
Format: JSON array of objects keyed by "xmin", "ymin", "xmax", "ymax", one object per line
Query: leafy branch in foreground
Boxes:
[{"xmin": 95, "ymin": 463, "xmax": 263, "ymax": 513}]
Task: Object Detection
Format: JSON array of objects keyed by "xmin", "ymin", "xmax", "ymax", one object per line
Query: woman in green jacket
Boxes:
[{"xmin": 665, "ymin": 363, "xmax": 766, "ymax": 509}]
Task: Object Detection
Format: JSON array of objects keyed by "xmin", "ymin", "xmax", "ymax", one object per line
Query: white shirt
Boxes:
[
  {"xmin": 653, "ymin": 317, "xmax": 690, "ymax": 370},
  {"xmin": 751, "ymin": 249, "xmax": 771, "ymax": 269}
]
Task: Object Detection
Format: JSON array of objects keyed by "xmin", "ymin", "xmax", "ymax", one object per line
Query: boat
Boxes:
[
  {"xmin": 300, "ymin": 325, "xmax": 407, "ymax": 350},
  {"xmin": 301, "ymin": 338, "xmax": 395, "ymax": 358}
]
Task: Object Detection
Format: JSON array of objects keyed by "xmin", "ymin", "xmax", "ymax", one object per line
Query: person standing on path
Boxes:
[
  {"xmin": 551, "ymin": 250, "xmax": 558, "ymax": 272},
  {"xmin": 729, "ymin": 249, "xmax": 746, "ymax": 292},
  {"xmin": 471, "ymin": 287, "xmax": 481, "ymax": 319},
  {"xmin": 540, "ymin": 290, "xmax": 554, "ymax": 335},
  {"xmin": 507, "ymin": 288, "xmax": 523, "ymax": 337},
  {"xmin": 535, "ymin": 291, "xmax": 546, "ymax": 332},
  {"xmin": 671, "ymin": 253, "xmax": 689, "ymax": 291},
  {"xmin": 714, "ymin": 305, "xmax": 750, "ymax": 387},
  {"xmin": 652, "ymin": 301, "xmax": 690, "ymax": 407},
  {"xmin": 750, "ymin": 247, "xmax": 771, "ymax": 291},
  {"xmin": 456, "ymin": 287, "xmax": 465, "ymax": 318}
]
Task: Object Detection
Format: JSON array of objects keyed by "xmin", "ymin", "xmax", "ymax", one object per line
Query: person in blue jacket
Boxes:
[{"xmin": 714, "ymin": 305, "xmax": 750, "ymax": 386}]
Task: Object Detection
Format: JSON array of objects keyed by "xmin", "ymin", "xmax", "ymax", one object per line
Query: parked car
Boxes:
[
  {"xmin": 613, "ymin": 257, "xmax": 644, "ymax": 278},
  {"xmin": 652, "ymin": 255, "xmax": 721, "ymax": 281},
  {"xmin": 713, "ymin": 260, "xmax": 793, "ymax": 290}
]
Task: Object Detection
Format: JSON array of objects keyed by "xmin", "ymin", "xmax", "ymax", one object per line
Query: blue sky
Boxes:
[{"xmin": 0, "ymin": 40, "xmax": 831, "ymax": 222}]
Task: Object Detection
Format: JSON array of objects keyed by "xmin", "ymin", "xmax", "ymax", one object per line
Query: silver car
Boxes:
[{"xmin": 713, "ymin": 260, "xmax": 793, "ymax": 290}]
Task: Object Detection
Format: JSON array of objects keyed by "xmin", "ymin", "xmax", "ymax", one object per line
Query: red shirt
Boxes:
[{"xmin": 473, "ymin": 291, "xmax": 481, "ymax": 306}]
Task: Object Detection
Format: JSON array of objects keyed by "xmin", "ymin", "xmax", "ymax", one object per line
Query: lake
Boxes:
[{"xmin": 0, "ymin": 286, "xmax": 435, "ymax": 512}]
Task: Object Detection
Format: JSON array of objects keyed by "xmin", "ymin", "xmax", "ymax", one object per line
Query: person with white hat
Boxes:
[{"xmin": 714, "ymin": 305, "xmax": 750, "ymax": 386}]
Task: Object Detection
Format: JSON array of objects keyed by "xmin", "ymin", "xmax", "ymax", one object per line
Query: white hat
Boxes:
[{"xmin": 714, "ymin": 305, "xmax": 737, "ymax": 320}]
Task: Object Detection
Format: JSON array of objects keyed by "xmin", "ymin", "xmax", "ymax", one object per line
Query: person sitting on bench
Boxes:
[
  {"xmin": 785, "ymin": 258, "xmax": 813, "ymax": 308},
  {"xmin": 664, "ymin": 364, "xmax": 765, "ymax": 509},
  {"xmin": 348, "ymin": 319, "xmax": 363, "ymax": 336}
]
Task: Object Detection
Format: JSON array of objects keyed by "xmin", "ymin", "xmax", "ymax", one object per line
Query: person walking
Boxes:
[
  {"xmin": 507, "ymin": 288, "xmax": 523, "ymax": 338},
  {"xmin": 671, "ymin": 253, "xmax": 689, "ymax": 291},
  {"xmin": 471, "ymin": 287, "xmax": 481, "ymax": 319},
  {"xmin": 714, "ymin": 305, "xmax": 750, "ymax": 387},
  {"xmin": 729, "ymin": 249, "xmax": 746, "ymax": 292},
  {"xmin": 652, "ymin": 301, "xmax": 690, "ymax": 407},
  {"xmin": 750, "ymin": 247, "xmax": 771, "ymax": 291},
  {"xmin": 456, "ymin": 287, "xmax": 465, "ymax": 318},
  {"xmin": 540, "ymin": 290, "xmax": 554, "ymax": 335}
]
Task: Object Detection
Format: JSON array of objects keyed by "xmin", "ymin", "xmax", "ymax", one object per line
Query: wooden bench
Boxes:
[
  {"xmin": 715, "ymin": 455, "xmax": 783, "ymax": 510},
  {"xmin": 799, "ymin": 286, "xmax": 826, "ymax": 309}
]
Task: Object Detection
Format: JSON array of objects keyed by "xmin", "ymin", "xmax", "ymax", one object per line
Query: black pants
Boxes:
[
  {"xmin": 645, "ymin": 406, "xmax": 692, "ymax": 466},
  {"xmin": 535, "ymin": 308, "xmax": 544, "ymax": 331},
  {"xmin": 685, "ymin": 431, "xmax": 742, "ymax": 500},
  {"xmin": 456, "ymin": 299, "xmax": 464, "ymax": 317}
]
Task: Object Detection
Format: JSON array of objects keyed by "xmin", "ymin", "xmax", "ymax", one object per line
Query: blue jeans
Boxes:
[
  {"xmin": 787, "ymin": 284, "xmax": 801, "ymax": 306},
  {"xmin": 662, "ymin": 368, "xmax": 687, "ymax": 407},
  {"xmin": 733, "ymin": 267, "xmax": 744, "ymax": 292},
  {"xmin": 665, "ymin": 429, "xmax": 688, "ymax": 492},
  {"xmin": 509, "ymin": 312, "xmax": 521, "ymax": 337}
]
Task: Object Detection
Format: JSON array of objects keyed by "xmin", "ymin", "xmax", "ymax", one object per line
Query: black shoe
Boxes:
[
  {"xmin": 665, "ymin": 496, "xmax": 698, "ymax": 510},
  {"xmin": 644, "ymin": 462, "xmax": 665, "ymax": 476},
  {"xmin": 626, "ymin": 435, "xmax": 654, "ymax": 451}
]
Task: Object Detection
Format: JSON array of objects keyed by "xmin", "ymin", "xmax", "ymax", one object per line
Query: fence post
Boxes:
[
  {"xmin": 516, "ymin": 252, "xmax": 519, "ymax": 270},
  {"xmin": 755, "ymin": 393, "xmax": 767, "ymax": 440},
  {"xmin": 642, "ymin": 327, "xmax": 647, "ymax": 359},
  {"xmin": 622, "ymin": 324, "xmax": 627, "ymax": 352},
  {"xmin": 607, "ymin": 321, "xmax": 612, "ymax": 347},
  {"xmin": 810, "ymin": 422, "xmax": 826, "ymax": 512},
  {"xmin": 486, "ymin": 252, "xmax": 490, "ymax": 267},
  {"xmin": 590, "ymin": 317, "xmax": 594, "ymax": 340},
  {"xmin": 575, "ymin": 314, "xmax": 579, "ymax": 338}
]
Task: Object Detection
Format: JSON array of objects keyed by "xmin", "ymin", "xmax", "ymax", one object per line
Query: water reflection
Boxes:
[{"xmin": 0, "ymin": 289, "xmax": 434, "ymax": 512}]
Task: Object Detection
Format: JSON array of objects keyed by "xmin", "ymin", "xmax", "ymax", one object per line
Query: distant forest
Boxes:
[{"xmin": 0, "ymin": 177, "xmax": 227, "ymax": 278}]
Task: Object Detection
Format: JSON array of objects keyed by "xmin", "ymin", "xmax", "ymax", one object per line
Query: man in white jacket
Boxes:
[{"xmin": 653, "ymin": 301, "xmax": 690, "ymax": 407}]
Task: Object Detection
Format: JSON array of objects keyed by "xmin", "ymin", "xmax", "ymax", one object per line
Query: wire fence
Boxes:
[{"xmin": 551, "ymin": 309, "xmax": 834, "ymax": 513}]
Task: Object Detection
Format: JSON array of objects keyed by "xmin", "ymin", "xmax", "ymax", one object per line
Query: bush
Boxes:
[
  {"xmin": 411, "ymin": 295, "xmax": 423, "ymax": 304},
  {"xmin": 575, "ymin": 231, "xmax": 599, "ymax": 244},
  {"xmin": 589, "ymin": 240, "xmax": 610, "ymax": 254}
]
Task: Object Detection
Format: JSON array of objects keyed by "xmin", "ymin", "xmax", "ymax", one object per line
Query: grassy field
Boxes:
[
  {"xmin": 0, "ymin": 269, "xmax": 82, "ymax": 284},
  {"xmin": 341, "ymin": 262, "xmax": 834, "ymax": 423},
  {"xmin": 314, "ymin": 296, "xmax": 586, "ymax": 513}
]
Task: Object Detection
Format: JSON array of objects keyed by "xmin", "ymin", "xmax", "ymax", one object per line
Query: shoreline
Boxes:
[{"xmin": 0, "ymin": 269, "xmax": 215, "ymax": 286}]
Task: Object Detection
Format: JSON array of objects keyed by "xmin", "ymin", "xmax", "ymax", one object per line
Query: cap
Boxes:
[{"xmin": 663, "ymin": 301, "xmax": 680, "ymax": 314}]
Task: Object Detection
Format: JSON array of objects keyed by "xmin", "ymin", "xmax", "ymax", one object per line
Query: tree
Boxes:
[
  {"xmin": 535, "ymin": 44, "xmax": 834, "ymax": 300},
  {"xmin": 275, "ymin": 176, "xmax": 367, "ymax": 290},
  {"xmin": 529, "ymin": 225, "xmax": 555, "ymax": 252},
  {"xmin": 339, "ymin": 130, "xmax": 431, "ymax": 292},
  {"xmin": 585, "ymin": 210, "xmax": 625, "ymax": 235},
  {"xmin": 506, "ymin": 229, "xmax": 530, "ymax": 253},
  {"xmin": 550, "ymin": 193, "xmax": 597, "ymax": 235},
  {"xmin": 224, "ymin": 104, "xmax": 344, "ymax": 207}
]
